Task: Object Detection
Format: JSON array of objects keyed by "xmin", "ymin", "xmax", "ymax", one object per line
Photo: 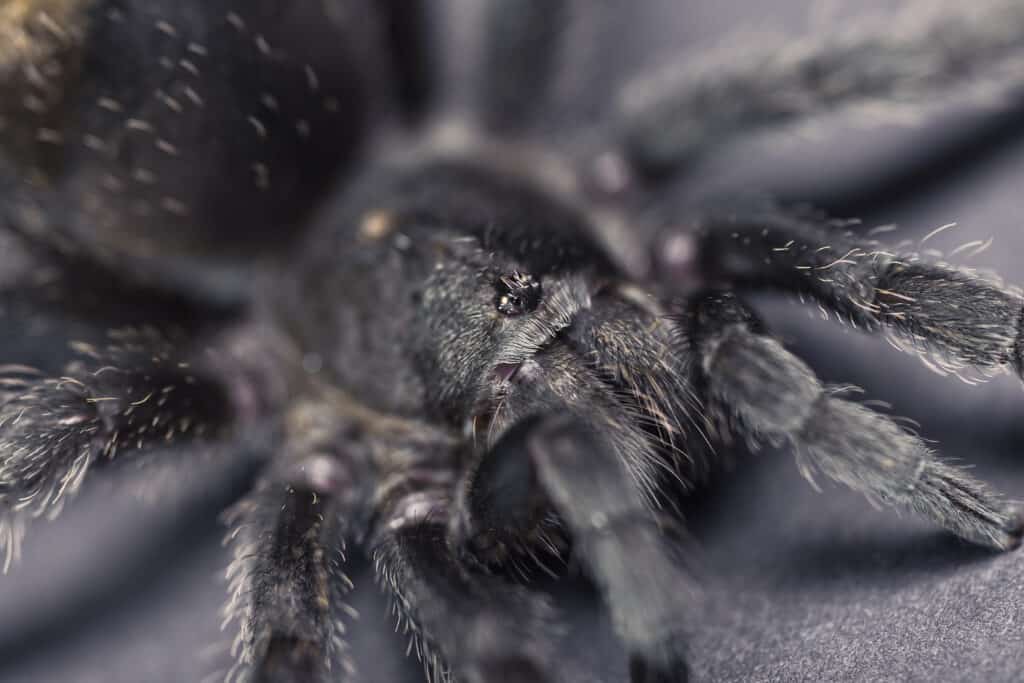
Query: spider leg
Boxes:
[
  {"xmin": 221, "ymin": 394, "xmax": 400, "ymax": 683},
  {"xmin": 378, "ymin": 0, "xmax": 437, "ymax": 124},
  {"xmin": 653, "ymin": 205, "xmax": 1024, "ymax": 384},
  {"xmin": 373, "ymin": 522, "xmax": 569, "ymax": 683},
  {"xmin": 0, "ymin": 326, "xmax": 240, "ymax": 571},
  {"xmin": 468, "ymin": 415, "xmax": 699, "ymax": 683},
  {"xmin": 472, "ymin": 0, "xmax": 567, "ymax": 135},
  {"xmin": 222, "ymin": 420, "xmax": 364, "ymax": 683},
  {"xmin": 370, "ymin": 458, "xmax": 569, "ymax": 683},
  {"xmin": 612, "ymin": 0, "xmax": 1024, "ymax": 178},
  {"xmin": 686, "ymin": 290, "xmax": 1023, "ymax": 550},
  {"xmin": 452, "ymin": 345, "xmax": 700, "ymax": 683}
]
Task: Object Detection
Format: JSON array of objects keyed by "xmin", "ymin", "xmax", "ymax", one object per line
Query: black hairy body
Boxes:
[{"xmin": 3, "ymin": 2, "xmax": 1024, "ymax": 682}]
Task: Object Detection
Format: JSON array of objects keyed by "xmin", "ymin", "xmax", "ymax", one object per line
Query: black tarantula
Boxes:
[{"xmin": 3, "ymin": 1, "xmax": 1024, "ymax": 681}]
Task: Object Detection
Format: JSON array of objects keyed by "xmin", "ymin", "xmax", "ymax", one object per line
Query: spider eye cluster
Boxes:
[{"xmin": 494, "ymin": 271, "xmax": 542, "ymax": 316}]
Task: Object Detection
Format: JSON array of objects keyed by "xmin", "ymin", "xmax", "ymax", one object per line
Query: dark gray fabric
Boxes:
[{"xmin": 4, "ymin": 1, "xmax": 1024, "ymax": 681}]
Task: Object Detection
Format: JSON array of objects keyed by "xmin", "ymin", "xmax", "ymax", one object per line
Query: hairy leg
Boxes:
[
  {"xmin": 222, "ymin": 408, "xmax": 364, "ymax": 683},
  {"xmin": 453, "ymin": 343, "xmax": 702, "ymax": 683},
  {"xmin": 613, "ymin": 0, "xmax": 1024, "ymax": 177},
  {"xmin": 225, "ymin": 480, "xmax": 352, "ymax": 683},
  {"xmin": 467, "ymin": 414, "xmax": 699, "ymax": 683},
  {"xmin": 685, "ymin": 290, "xmax": 1022, "ymax": 550},
  {"xmin": 653, "ymin": 206, "xmax": 1024, "ymax": 384},
  {"xmin": 0, "ymin": 326, "xmax": 240, "ymax": 570},
  {"xmin": 370, "ymin": 461, "xmax": 567, "ymax": 683},
  {"xmin": 473, "ymin": 0, "xmax": 567, "ymax": 135},
  {"xmin": 377, "ymin": 0, "xmax": 437, "ymax": 124}
]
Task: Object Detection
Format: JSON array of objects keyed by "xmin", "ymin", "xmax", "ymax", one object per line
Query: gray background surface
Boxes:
[{"xmin": 3, "ymin": 1, "xmax": 1024, "ymax": 681}]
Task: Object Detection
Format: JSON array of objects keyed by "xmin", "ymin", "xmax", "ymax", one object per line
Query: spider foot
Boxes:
[
  {"xmin": 908, "ymin": 460, "xmax": 1024, "ymax": 551},
  {"xmin": 630, "ymin": 646, "xmax": 691, "ymax": 683},
  {"xmin": 457, "ymin": 613, "xmax": 558, "ymax": 683}
]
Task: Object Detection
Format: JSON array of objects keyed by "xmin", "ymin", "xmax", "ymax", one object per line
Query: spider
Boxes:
[{"xmin": 2, "ymin": 1, "xmax": 1024, "ymax": 681}]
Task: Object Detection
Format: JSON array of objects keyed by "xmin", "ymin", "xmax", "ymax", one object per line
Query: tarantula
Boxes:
[{"xmin": 3, "ymin": 1, "xmax": 1024, "ymax": 681}]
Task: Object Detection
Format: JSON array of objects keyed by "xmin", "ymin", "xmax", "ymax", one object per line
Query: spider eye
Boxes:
[{"xmin": 494, "ymin": 271, "xmax": 542, "ymax": 316}]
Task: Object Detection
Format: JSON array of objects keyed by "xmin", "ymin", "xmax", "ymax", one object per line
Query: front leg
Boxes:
[
  {"xmin": 0, "ymin": 327, "xmax": 239, "ymax": 571},
  {"xmin": 369, "ymin": 442, "xmax": 569, "ymax": 683},
  {"xmin": 224, "ymin": 478, "xmax": 360, "ymax": 681},
  {"xmin": 222, "ymin": 393, "xmax": 388, "ymax": 683},
  {"xmin": 610, "ymin": 1, "xmax": 1024, "ymax": 178},
  {"xmin": 449, "ymin": 343, "xmax": 702, "ymax": 683},
  {"xmin": 648, "ymin": 205, "xmax": 1024, "ymax": 385},
  {"xmin": 685, "ymin": 290, "xmax": 1023, "ymax": 550},
  {"xmin": 451, "ymin": 412, "xmax": 700, "ymax": 683}
]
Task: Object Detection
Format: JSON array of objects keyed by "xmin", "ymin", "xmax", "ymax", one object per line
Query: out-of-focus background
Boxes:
[{"xmin": 3, "ymin": 1, "xmax": 1024, "ymax": 681}]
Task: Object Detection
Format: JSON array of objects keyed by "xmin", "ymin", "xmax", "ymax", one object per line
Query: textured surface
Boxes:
[{"xmin": 5, "ymin": 1, "xmax": 1024, "ymax": 682}]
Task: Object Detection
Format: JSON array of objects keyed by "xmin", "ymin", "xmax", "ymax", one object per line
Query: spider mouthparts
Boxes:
[
  {"xmin": 493, "ymin": 362, "xmax": 521, "ymax": 383},
  {"xmin": 493, "ymin": 358, "xmax": 542, "ymax": 387},
  {"xmin": 465, "ymin": 409, "xmax": 495, "ymax": 440}
]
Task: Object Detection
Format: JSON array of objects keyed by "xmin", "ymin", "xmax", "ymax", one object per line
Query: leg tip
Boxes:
[
  {"xmin": 998, "ymin": 509, "xmax": 1024, "ymax": 551},
  {"xmin": 629, "ymin": 651, "xmax": 691, "ymax": 683},
  {"xmin": 461, "ymin": 613, "xmax": 559, "ymax": 683},
  {"xmin": 464, "ymin": 655, "xmax": 553, "ymax": 683}
]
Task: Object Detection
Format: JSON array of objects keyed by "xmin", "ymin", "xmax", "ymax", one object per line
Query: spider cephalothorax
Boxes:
[{"xmin": 3, "ymin": 1, "xmax": 1024, "ymax": 682}]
